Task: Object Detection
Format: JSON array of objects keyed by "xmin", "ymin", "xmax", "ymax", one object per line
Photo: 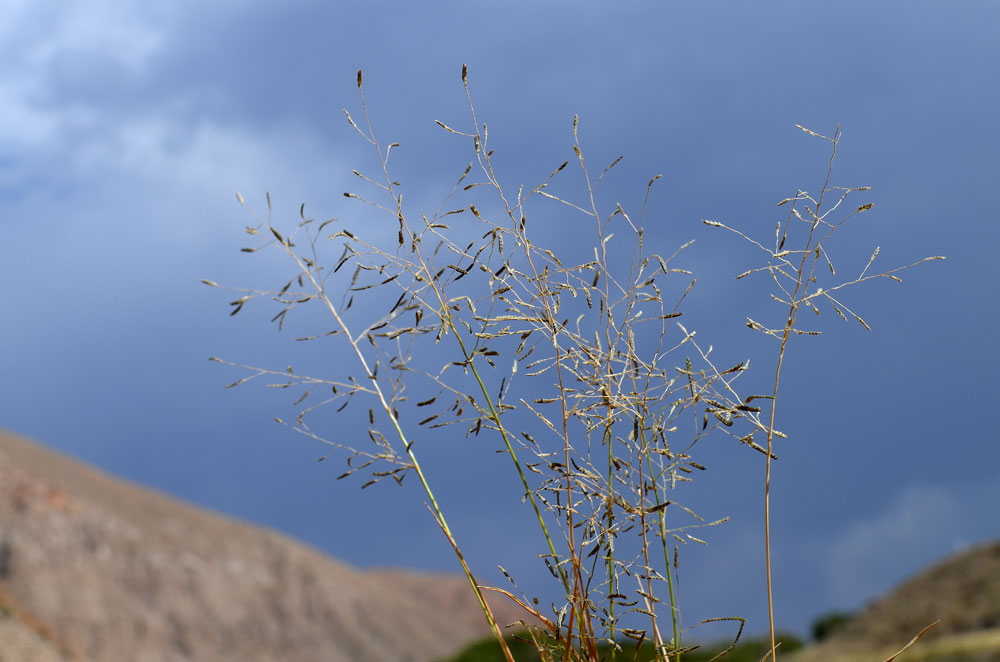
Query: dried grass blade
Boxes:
[{"xmin": 882, "ymin": 620, "xmax": 940, "ymax": 662}]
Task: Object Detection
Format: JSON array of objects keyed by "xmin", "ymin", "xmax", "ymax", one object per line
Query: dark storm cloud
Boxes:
[{"xmin": 0, "ymin": 0, "xmax": 996, "ymax": 639}]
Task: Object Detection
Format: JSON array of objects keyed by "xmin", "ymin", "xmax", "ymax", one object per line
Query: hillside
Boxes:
[
  {"xmin": 789, "ymin": 539, "xmax": 1000, "ymax": 661},
  {"xmin": 0, "ymin": 429, "xmax": 524, "ymax": 662}
]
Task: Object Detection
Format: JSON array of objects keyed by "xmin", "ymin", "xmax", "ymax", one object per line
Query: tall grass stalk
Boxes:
[
  {"xmin": 208, "ymin": 67, "xmax": 942, "ymax": 662},
  {"xmin": 703, "ymin": 124, "xmax": 943, "ymax": 661}
]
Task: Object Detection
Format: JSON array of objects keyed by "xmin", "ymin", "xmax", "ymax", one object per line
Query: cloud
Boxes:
[
  {"xmin": 0, "ymin": 0, "xmax": 174, "ymax": 148},
  {"xmin": 0, "ymin": 2, "xmax": 357, "ymax": 361},
  {"xmin": 0, "ymin": 0, "xmax": 357, "ymax": 260}
]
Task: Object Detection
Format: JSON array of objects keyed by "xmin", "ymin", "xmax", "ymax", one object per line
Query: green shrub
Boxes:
[{"xmin": 810, "ymin": 610, "xmax": 855, "ymax": 642}]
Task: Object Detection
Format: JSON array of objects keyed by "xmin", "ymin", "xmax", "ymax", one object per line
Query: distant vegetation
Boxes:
[
  {"xmin": 810, "ymin": 610, "xmax": 855, "ymax": 642},
  {"xmin": 212, "ymin": 66, "xmax": 942, "ymax": 661},
  {"xmin": 439, "ymin": 631, "xmax": 804, "ymax": 662}
]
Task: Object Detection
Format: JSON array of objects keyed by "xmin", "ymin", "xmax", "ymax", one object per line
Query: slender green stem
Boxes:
[
  {"xmin": 604, "ymin": 423, "xmax": 617, "ymax": 661},
  {"xmin": 642, "ymin": 432, "xmax": 681, "ymax": 662},
  {"xmin": 280, "ymin": 240, "xmax": 516, "ymax": 662},
  {"xmin": 451, "ymin": 310, "xmax": 573, "ymax": 597}
]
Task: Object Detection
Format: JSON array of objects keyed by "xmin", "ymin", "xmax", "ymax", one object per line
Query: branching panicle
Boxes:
[{"xmin": 211, "ymin": 74, "xmax": 941, "ymax": 662}]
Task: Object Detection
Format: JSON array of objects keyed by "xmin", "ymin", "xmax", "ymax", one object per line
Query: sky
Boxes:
[{"xmin": 1, "ymin": 0, "xmax": 998, "ymax": 643}]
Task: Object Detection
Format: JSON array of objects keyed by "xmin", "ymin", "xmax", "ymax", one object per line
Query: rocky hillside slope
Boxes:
[
  {"xmin": 790, "ymin": 539, "xmax": 1000, "ymax": 661},
  {"xmin": 0, "ymin": 429, "xmax": 524, "ymax": 662},
  {"xmin": 831, "ymin": 539, "xmax": 999, "ymax": 644}
]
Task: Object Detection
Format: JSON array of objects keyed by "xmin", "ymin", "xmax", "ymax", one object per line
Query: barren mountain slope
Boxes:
[
  {"xmin": 789, "ymin": 539, "xmax": 1000, "ymax": 661},
  {"xmin": 0, "ymin": 429, "xmax": 524, "ymax": 662}
]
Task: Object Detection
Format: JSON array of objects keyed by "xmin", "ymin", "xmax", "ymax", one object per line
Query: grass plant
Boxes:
[
  {"xmin": 440, "ymin": 630, "xmax": 805, "ymax": 662},
  {"xmin": 206, "ymin": 66, "xmax": 942, "ymax": 662}
]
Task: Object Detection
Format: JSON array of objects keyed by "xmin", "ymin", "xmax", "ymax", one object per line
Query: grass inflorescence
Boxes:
[{"xmin": 207, "ymin": 66, "xmax": 943, "ymax": 662}]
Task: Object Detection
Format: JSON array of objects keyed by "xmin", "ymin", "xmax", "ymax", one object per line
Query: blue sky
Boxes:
[{"xmin": 1, "ymin": 0, "xmax": 997, "ymax": 641}]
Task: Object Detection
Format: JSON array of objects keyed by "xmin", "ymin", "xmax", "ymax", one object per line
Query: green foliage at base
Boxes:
[
  {"xmin": 440, "ymin": 631, "xmax": 804, "ymax": 662},
  {"xmin": 683, "ymin": 633, "xmax": 804, "ymax": 662},
  {"xmin": 441, "ymin": 632, "xmax": 544, "ymax": 662}
]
